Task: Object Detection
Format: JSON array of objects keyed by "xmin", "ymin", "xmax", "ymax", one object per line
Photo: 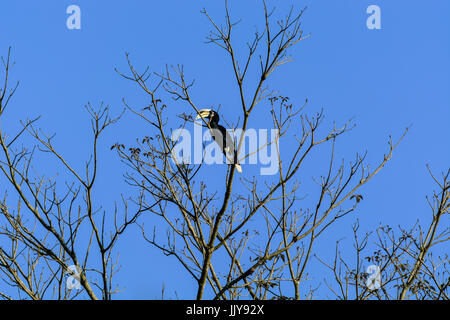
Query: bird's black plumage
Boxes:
[{"xmin": 196, "ymin": 109, "xmax": 242, "ymax": 173}]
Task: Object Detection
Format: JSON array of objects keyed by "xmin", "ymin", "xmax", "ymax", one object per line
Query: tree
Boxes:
[
  {"xmin": 0, "ymin": 47, "xmax": 143, "ymax": 300},
  {"xmin": 0, "ymin": 1, "xmax": 447, "ymax": 300},
  {"xmin": 317, "ymin": 167, "xmax": 449, "ymax": 300},
  {"xmin": 111, "ymin": 1, "xmax": 413, "ymax": 300}
]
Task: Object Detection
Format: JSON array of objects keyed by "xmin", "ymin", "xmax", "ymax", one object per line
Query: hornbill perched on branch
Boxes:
[{"xmin": 195, "ymin": 109, "xmax": 242, "ymax": 173}]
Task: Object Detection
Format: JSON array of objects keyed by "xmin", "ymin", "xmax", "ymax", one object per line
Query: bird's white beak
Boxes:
[{"xmin": 195, "ymin": 109, "xmax": 212, "ymax": 120}]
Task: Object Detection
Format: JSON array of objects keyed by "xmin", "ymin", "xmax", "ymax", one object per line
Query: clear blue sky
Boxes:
[{"xmin": 1, "ymin": 0, "xmax": 449, "ymax": 299}]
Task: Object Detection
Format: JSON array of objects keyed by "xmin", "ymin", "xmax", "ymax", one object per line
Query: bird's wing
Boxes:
[
  {"xmin": 224, "ymin": 130, "xmax": 235, "ymax": 155},
  {"xmin": 209, "ymin": 126, "xmax": 242, "ymax": 172}
]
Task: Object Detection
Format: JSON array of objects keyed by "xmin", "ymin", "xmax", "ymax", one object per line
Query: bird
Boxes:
[{"xmin": 195, "ymin": 109, "xmax": 242, "ymax": 173}]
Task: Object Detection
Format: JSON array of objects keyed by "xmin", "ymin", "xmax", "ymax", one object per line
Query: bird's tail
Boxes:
[{"xmin": 235, "ymin": 164, "xmax": 242, "ymax": 173}]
